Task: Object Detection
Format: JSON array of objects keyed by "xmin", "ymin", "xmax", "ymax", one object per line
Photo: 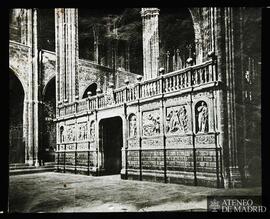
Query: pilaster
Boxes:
[
  {"xmin": 55, "ymin": 8, "xmax": 79, "ymax": 105},
  {"xmin": 141, "ymin": 8, "xmax": 160, "ymax": 80}
]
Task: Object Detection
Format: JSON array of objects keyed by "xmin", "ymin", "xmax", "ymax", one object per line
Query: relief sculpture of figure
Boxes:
[
  {"xmin": 178, "ymin": 106, "xmax": 188, "ymax": 132},
  {"xmin": 167, "ymin": 110, "xmax": 180, "ymax": 133},
  {"xmin": 197, "ymin": 102, "xmax": 208, "ymax": 133},
  {"xmin": 154, "ymin": 116, "xmax": 160, "ymax": 134}
]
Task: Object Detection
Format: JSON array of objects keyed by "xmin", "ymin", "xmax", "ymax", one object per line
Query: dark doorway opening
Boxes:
[
  {"xmin": 9, "ymin": 70, "xmax": 25, "ymax": 163},
  {"xmin": 41, "ymin": 77, "xmax": 56, "ymax": 164},
  {"xmin": 99, "ymin": 117, "xmax": 123, "ymax": 175}
]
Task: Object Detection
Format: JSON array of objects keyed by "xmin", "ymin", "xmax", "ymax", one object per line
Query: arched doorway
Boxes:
[
  {"xmin": 41, "ymin": 77, "xmax": 56, "ymax": 164},
  {"xmin": 82, "ymin": 83, "xmax": 97, "ymax": 98},
  {"xmin": 99, "ymin": 117, "xmax": 123, "ymax": 175},
  {"xmin": 9, "ymin": 70, "xmax": 25, "ymax": 163}
]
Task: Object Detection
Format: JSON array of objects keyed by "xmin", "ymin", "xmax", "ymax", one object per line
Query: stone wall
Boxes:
[{"xmin": 55, "ymin": 59, "xmax": 223, "ymax": 187}]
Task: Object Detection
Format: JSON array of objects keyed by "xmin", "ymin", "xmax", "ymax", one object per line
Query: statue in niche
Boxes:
[
  {"xmin": 90, "ymin": 121, "xmax": 95, "ymax": 140},
  {"xmin": 129, "ymin": 114, "xmax": 137, "ymax": 138},
  {"xmin": 60, "ymin": 126, "xmax": 64, "ymax": 143},
  {"xmin": 197, "ymin": 101, "xmax": 208, "ymax": 133}
]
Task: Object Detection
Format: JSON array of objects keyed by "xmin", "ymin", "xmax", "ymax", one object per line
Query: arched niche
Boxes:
[
  {"xmin": 128, "ymin": 113, "xmax": 137, "ymax": 138},
  {"xmin": 195, "ymin": 100, "xmax": 209, "ymax": 133},
  {"xmin": 82, "ymin": 83, "xmax": 98, "ymax": 98}
]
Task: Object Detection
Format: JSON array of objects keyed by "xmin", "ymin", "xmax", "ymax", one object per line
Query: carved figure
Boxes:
[
  {"xmin": 129, "ymin": 115, "xmax": 137, "ymax": 138},
  {"xmin": 142, "ymin": 111, "xmax": 160, "ymax": 136},
  {"xmin": 90, "ymin": 121, "xmax": 95, "ymax": 139},
  {"xmin": 197, "ymin": 102, "xmax": 208, "ymax": 133},
  {"xmin": 166, "ymin": 106, "xmax": 188, "ymax": 133},
  {"xmin": 178, "ymin": 106, "xmax": 188, "ymax": 132}
]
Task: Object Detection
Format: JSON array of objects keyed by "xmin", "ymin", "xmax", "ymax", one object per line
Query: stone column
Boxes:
[
  {"xmin": 32, "ymin": 8, "xmax": 39, "ymax": 166},
  {"xmin": 141, "ymin": 8, "xmax": 160, "ymax": 80},
  {"xmin": 55, "ymin": 8, "xmax": 79, "ymax": 104}
]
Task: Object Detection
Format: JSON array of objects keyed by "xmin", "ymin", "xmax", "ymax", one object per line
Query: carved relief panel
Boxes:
[
  {"xmin": 165, "ymin": 105, "xmax": 189, "ymax": 134},
  {"xmin": 66, "ymin": 124, "xmax": 76, "ymax": 142},
  {"xmin": 77, "ymin": 122, "xmax": 88, "ymax": 141},
  {"xmin": 142, "ymin": 109, "xmax": 160, "ymax": 136}
]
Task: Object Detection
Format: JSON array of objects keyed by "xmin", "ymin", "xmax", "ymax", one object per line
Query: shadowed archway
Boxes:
[
  {"xmin": 40, "ymin": 76, "xmax": 56, "ymax": 164},
  {"xmin": 9, "ymin": 69, "xmax": 25, "ymax": 163}
]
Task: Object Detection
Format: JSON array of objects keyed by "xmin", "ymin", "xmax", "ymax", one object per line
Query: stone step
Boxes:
[
  {"xmin": 44, "ymin": 162, "xmax": 56, "ymax": 167},
  {"xmin": 9, "ymin": 163, "xmax": 30, "ymax": 168},
  {"xmin": 9, "ymin": 167, "xmax": 56, "ymax": 176},
  {"xmin": 9, "ymin": 162, "xmax": 55, "ymax": 170},
  {"xmin": 9, "ymin": 165, "xmax": 37, "ymax": 170}
]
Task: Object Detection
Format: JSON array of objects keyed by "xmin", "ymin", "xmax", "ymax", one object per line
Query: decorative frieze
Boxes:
[
  {"xmin": 142, "ymin": 137, "xmax": 163, "ymax": 148},
  {"xmin": 128, "ymin": 139, "xmax": 139, "ymax": 148},
  {"xmin": 195, "ymin": 134, "xmax": 215, "ymax": 145},
  {"xmin": 166, "ymin": 136, "xmax": 192, "ymax": 148}
]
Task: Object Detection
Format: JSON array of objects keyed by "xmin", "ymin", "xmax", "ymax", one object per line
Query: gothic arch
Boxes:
[
  {"xmin": 9, "ymin": 68, "xmax": 26, "ymax": 163},
  {"xmin": 9, "ymin": 67, "xmax": 27, "ymax": 96},
  {"xmin": 43, "ymin": 75, "xmax": 56, "ymax": 97}
]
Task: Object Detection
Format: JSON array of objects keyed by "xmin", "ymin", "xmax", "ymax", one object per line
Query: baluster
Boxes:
[
  {"xmin": 199, "ymin": 69, "xmax": 202, "ymax": 84},
  {"xmin": 194, "ymin": 69, "xmax": 197, "ymax": 85},
  {"xmin": 179, "ymin": 74, "xmax": 182, "ymax": 89},
  {"xmin": 168, "ymin": 77, "xmax": 171, "ymax": 91},
  {"xmin": 174, "ymin": 75, "xmax": 179, "ymax": 90},
  {"xmin": 205, "ymin": 67, "xmax": 209, "ymax": 83},
  {"xmin": 209, "ymin": 64, "xmax": 213, "ymax": 82}
]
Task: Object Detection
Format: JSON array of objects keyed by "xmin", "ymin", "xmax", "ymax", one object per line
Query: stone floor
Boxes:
[{"xmin": 8, "ymin": 172, "xmax": 261, "ymax": 213}]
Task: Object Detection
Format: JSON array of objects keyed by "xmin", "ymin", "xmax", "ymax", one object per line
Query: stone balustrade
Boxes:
[{"xmin": 57, "ymin": 59, "xmax": 217, "ymax": 116}]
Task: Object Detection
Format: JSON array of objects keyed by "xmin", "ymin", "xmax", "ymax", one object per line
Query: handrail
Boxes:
[{"xmin": 57, "ymin": 59, "xmax": 217, "ymax": 117}]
